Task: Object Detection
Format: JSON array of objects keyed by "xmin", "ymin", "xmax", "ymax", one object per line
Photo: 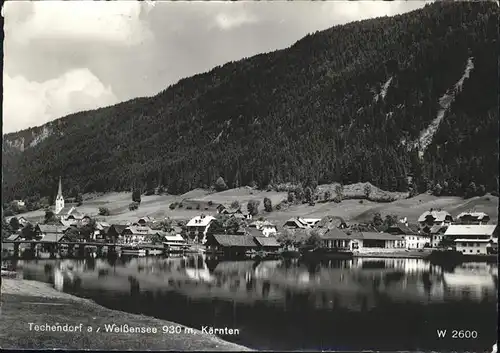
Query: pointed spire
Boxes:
[{"xmin": 57, "ymin": 177, "xmax": 62, "ymax": 197}]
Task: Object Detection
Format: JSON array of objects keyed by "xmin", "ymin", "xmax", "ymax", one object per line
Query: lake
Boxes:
[{"xmin": 4, "ymin": 255, "xmax": 498, "ymax": 351}]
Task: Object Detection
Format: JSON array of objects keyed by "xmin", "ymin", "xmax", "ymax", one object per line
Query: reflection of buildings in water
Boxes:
[
  {"xmin": 54, "ymin": 268, "xmax": 64, "ymax": 291},
  {"xmin": 442, "ymin": 265, "xmax": 497, "ymax": 301}
]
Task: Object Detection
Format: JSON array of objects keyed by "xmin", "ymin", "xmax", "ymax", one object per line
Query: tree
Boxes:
[
  {"xmin": 65, "ymin": 227, "xmax": 81, "ymax": 242},
  {"xmin": 75, "ymin": 194, "xmax": 83, "ymax": 206},
  {"xmin": 465, "ymin": 181, "xmax": 477, "ymax": 198},
  {"xmin": 230, "ymin": 200, "xmax": 240, "ymax": 209},
  {"xmin": 294, "ymin": 186, "xmax": 305, "ymax": 202},
  {"xmin": 478, "ymin": 184, "xmax": 486, "ymax": 196},
  {"xmin": 287, "ymin": 191, "xmax": 296, "ymax": 203},
  {"xmin": 432, "ymin": 183, "xmax": 443, "ymax": 196},
  {"xmin": 132, "ymin": 189, "xmax": 142, "ymax": 204},
  {"xmin": 153, "ymin": 218, "xmax": 174, "ymax": 232},
  {"xmin": 44, "ymin": 210, "xmax": 58, "ymax": 224},
  {"xmin": 146, "ymin": 232, "xmax": 164, "ymax": 245},
  {"xmin": 20, "ymin": 223, "xmax": 37, "ymax": 240},
  {"xmin": 215, "ymin": 177, "xmax": 228, "ymax": 192},
  {"xmin": 364, "ymin": 184, "xmax": 372, "ymax": 199},
  {"xmin": 2, "ymin": 216, "xmax": 12, "ymax": 239},
  {"xmin": 264, "ymin": 197, "xmax": 272, "ymax": 212},
  {"xmin": 335, "ymin": 184, "xmax": 344, "ymax": 200},
  {"xmin": 383, "ymin": 215, "xmax": 398, "ymax": 228},
  {"xmin": 247, "ymin": 200, "xmax": 260, "ymax": 216},
  {"xmin": 304, "ymin": 187, "xmax": 313, "ymax": 204},
  {"xmin": 157, "ymin": 185, "xmax": 165, "ymax": 195},
  {"xmin": 98, "ymin": 207, "xmax": 110, "ymax": 216},
  {"xmin": 372, "ymin": 212, "xmax": 384, "ymax": 227},
  {"xmin": 9, "ymin": 217, "xmax": 20, "ymax": 232}
]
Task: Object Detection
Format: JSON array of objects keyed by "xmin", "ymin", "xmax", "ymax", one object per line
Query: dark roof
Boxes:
[
  {"xmin": 387, "ymin": 223, "xmax": 416, "ymax": 235},
  {"xmin": 41, "ymin": 233, "xmax": 68, "ymax": 243},
  {"xmin": 245, "ymin": 228, "xmax": 264, "ymax": 238},
  {"xmin": 211, "ymin": 234, "xmax": 257, "ymax": 248},
  {"xmin": 315, "ymin": 216, "xmax": 347, "ymax": 228},
  {"xmin": 109, "ymin": 224, "xmax": 128, "ymax": 234},
  {"xmin": 318, "ymin": 228, "xmax": 351, "ymax": 240},
  {"xmin": 6, "ymin": 234, "xmax": 21, "ymax": 241},
  {"xmin": 254, "ymin": 236, "xmax": 281, "ymax": 247},
  {"xmin": 36, "ymin": 224, "xmax": 70, "ymax": 234}
]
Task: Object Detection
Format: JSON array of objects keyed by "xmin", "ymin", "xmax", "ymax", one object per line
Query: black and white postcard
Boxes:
[{"xmin": 1, "ymin": 0, "xmax": 498, "ymax": 351}]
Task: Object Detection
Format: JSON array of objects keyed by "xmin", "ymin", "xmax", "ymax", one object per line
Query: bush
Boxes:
[
  {"xmin": 129, "ymin": 202, "xmax": 139, "ymax": 211},
  {"xmin": 359, "ymin": 200, "xmax": 364, "ymax": 204},
  {"xmin": 98, "ymin": 207, "xmax": 110, "ymax": 216},
  {"xmin": 230, "ymin": 201, "xmax": 240, "ymax": 209},
  {"xmin": 264, "ymin": 197, "xmax": 272, "ymax": 212},
  {"xmin": 178, "ymin": 203, "xmax": 183, "ymax": 208},
  {"xmin": 145, "ymin": 188, "xmax": 155, "ymax": 196},
  {"xmin": 215, "ymin": 177, "xmax": 228, "ymax": 192},
  {"xmin": 169, "ymin": 202, "xmax": 177, "ymax": 210},
  {"xmin": 247, "ymin": 200, "xmax": 260, "ymax": 216},
  {"xmin": 132, "ymin": 189, "xmax": 141, "ymax": 203},
  {"xmin": 275, "ymin": 203, "xmax": 282, "ymax": 211},
  {"xmin": 208, "ymin": 201, "xmax": 213, "ymax": 206},
  {"xmin": 333, "ymin": 196, "xmax": 342, "ymax": 203},
  {"xmin": 157, "ymin": 185, "xmax": 165, "ymax": 195}
]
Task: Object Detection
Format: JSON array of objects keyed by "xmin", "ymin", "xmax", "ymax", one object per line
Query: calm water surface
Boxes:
[{"xmin": 5, "ymin": 255, "xmax": 498, "ymax": 351}]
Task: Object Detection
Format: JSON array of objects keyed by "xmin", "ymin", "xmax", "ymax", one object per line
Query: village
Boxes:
[{"xmin": 2, "ymin": 178, "xmax": 498, "ymax": 262}]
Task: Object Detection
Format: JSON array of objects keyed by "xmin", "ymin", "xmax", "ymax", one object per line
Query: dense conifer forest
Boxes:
[{"xmin": 2, "ymin": 2, "xmax": 498, "ymax": 202}]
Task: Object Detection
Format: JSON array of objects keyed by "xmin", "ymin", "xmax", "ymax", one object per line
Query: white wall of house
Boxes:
[
  {"xmin": 350, "ymin": 239, "xmax": 406, "ymax": 252},
  {"xmin": 405, "ymin": 235, "xmax": 431, "ymax": 249},
  {"xmin": 262, "ymin": 226, "xmax": 277, "ymax": 237},
  {"xmin": 432, "ymin": 234, "xmax": 445, "ymax": 248},
  {"xmin": 455, "ymin": 240, "xmax": 489, "ymax": 255}
]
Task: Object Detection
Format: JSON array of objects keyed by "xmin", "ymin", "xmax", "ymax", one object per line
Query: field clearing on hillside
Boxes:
[
  {"xmin": 317, "ymin": 182, "xmax": 409, "ymax": 201},
  {"xmin": 13, "ymin": 187, "xmax": 498, "ymax": 228},
  {"xmin": 264, "ymin": 193, "xmax": 498, "ymax": 227},
  {"xmin": 193, "ymin": 187, "xmax": 288, "ymax": 207}
]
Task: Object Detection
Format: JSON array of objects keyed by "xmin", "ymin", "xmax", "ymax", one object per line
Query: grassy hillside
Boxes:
[
  {"xmin": 2, "ymin": 1, "xmax": 498, "ymax": 202},
  {"xmin": 16, "ymin": 186, "xmax": 498, "ymax": 228}
]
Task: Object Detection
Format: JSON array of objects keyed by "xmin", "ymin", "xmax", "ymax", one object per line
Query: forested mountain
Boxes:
[{"xmin": 2, "ymin": 1, "xmax": 498, "ymax": 202}]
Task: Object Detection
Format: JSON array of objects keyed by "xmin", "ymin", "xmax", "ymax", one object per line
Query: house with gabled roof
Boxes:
[
  {"xmin": 283, "ymin": 218, "xmax": 309, "ymax": 229},
  {"xmin": 418, "ymin": 209, "xmax": 453, "ymax": 228},
  {"xmin": 248, "ymin": 220, "xmax": 277, "ymax": 237},
  {"xmin": 122, "ymin": 226, "xmax": 154, "ymax": 244},
  {"xmin": 309, "ymin": 228, "xmax": 352, "ymax": 251},
  {"xmin": 253, "ymin": 236, "xmax": 281, "ymax": 251},
  {"xmin": 455, "ymin": 212, "xmax": 490, "ymax": 225},
  {"xmin": 444, "ymin": 224, "xmax": 498, "ymax": 255},
  {"xmin": 186, "ymin": 215, "xmax": 216, "ymax": 242}
]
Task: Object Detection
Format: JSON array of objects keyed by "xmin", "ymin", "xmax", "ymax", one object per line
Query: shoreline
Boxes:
[{"xmin": 0, "ymin": 278, "xmax": 252, "ymax": 351}]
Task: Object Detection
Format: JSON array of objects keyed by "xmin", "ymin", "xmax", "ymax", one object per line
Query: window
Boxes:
[
  {"xmin": 477, "ymin": 250, "xmax": 480, "ymax": 253},
  {"xmin": 470, "ymin": 250, "xmax": 473, "ymax": 253}
]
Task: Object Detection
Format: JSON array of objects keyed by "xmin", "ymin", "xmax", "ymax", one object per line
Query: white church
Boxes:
[{"xmin": 53, "ymin": 177, "xmax": 87, "ymax": 225}]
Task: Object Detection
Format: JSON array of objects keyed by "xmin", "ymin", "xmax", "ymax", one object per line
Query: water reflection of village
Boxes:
[{"xmin": 14, "ymin": 255, "xmax": 498, "ymax": 311}]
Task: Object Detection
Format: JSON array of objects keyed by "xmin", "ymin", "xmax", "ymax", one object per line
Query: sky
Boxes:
[{"xmin": 2, "ymin": 0, "xmax": 429, "ymax": 134}]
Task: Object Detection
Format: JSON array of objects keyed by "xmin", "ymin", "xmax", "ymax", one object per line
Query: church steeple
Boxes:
[
  {"xmin": 55, "ymin": 177, "xmax": 65, "ymax": 214},
  {"xmin": 57, "ymin": 177, "xmax": 63, "ymax": 197}
]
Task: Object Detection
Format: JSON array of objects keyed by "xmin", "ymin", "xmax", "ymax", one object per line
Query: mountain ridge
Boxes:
[{"xmin": 2, "ymin": 1, "xmax": 499, "ymax": 202}]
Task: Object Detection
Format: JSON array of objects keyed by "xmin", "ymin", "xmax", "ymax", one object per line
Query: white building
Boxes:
[
  {"xmin": 248, "ymin": 220, "xmax": 277, "ymax": 237},
  {"xmin": 444, "ymin": 224, "xmax": 498, "ymax": 255},
  {"xmin": 404, "ymin": 234, "xmax": 431, "ymax": 249},
  {"xmin": 186, "ymin": 215, "xmax": 216, "ymax": 242}
]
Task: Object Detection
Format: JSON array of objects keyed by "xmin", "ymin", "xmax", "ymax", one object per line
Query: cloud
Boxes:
[
  {"xmin": 3, "ymin": 69, "xmax": 118, "ymax": 133},
  {"xmin": 3, "ymin": 1, "xmax": 152, "ymax": 46},
  {"xmin": 213, "ymin": 10, "xmax": 259, "ymax": 30}
]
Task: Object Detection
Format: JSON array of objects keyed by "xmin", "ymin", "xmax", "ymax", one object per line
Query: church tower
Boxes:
[{"xmin": 55, "ymin": 177, "xmax": 65, "ymax": 214}]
